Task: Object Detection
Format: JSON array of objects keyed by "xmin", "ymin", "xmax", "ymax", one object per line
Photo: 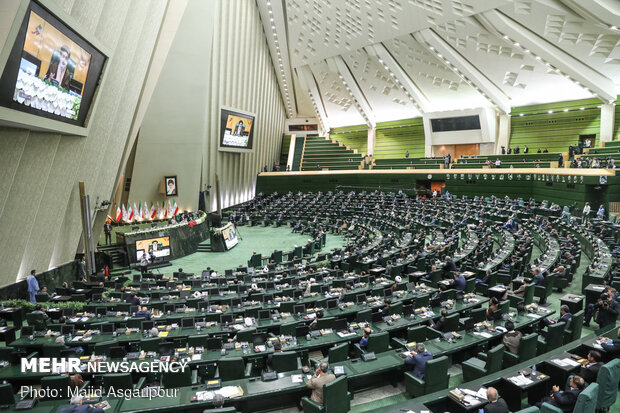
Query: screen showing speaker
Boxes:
[
  {"xmin": 219, "ymin": 107, "xmax": 255, "ymax": 152},
  {"xmin": 221, "ymin": 223, "xmax": 238, "ymax": 250},
  {"xmin": 0, "ymin": 1, "xmax": 106, "ymax": 126},
  {"xmin": 136, "ymin": 237, "xmax": 170, "ymax": 260}
]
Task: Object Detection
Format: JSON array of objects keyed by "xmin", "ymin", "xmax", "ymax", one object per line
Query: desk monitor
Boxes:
[
  {"xmin": 181, "ymin": 318, "xmax": 194, "ymax": 329},
  {"xmin": 230, "ymin": 298, "xmax": 242, "ymax": 307},
  {"xmin": 179, "ymin": 291, "xmax": 191, "ymax": 299},
  {"xmin": 92, "ymin": 293, "xmax": 102, "ymax": 302},
  {"xmin": 207, "ymin": 337, "xmax": 222, "ymax": 350},
  {"xmin": 369, "ymin": 276, "xmax": 376, "ymax": 284},
  {"xmin": 198, "ymin": 301, "xmax": 209, "ymax": 310},
  {"xmin": 129, "ymin": 305, "xmax": 138, "ymax": 315},
  {"xmin": 493, "ymin": 309, "xmax": 503, "ymax": 322},
  {"xmin": 295, "ymin": 325, "xmax": 309, "ymax": 337},
  {"xmin": 21, "ymin": 326, "xmax": 34, "ymax": 336},
  {"xmin": 191, "ymin": 281, "xmax": 202, "ymax": 288},
  {"xmin": 141, "ymin": 320, "xmax": 154, "ymax": 331},
  {"xmin": 266, "ymin": 282, "xmax": 275, "ymax": 290},
  {"xmin": 320, "ymin": 285, "xmax": 329, "ymax": 294},
  {"xmin": 356, "ymin": 294, "xmax": 367, "ymax": 304},
  {"xmin": 383, "ymin": 288, "xmax": 393, "ymax": 297},
  {"xmin": 96, "ymin": 307, "xmax": 107, "ymax": 316},
  {"xmin": 263, "ymin": 294, "xmax": 274, "ymax": 303},
  {"xmin": 258, "ymin": 310, "xmax": 271, "ymax": 320},
  {"xmin": 100, "ymin": 323, "xmax": 114, "ymax": 334},
  {"xmin": 252, "ymin": 333, "xmax": 267, "ymax": 346},
  {"xmin": 372, "ymin": 311, "xmax": 383, "ymax": 323},
  {"xmin": 430, "ymin": 297, "xmax": 442, "ymax": 308},
  {"xmin": 403, "ymin": 304, "xmax": 414, "ymax": 317},
  {"xmin": 406, "ymin": 282, "xmax": 416, "ymax": 292},
  {"xmin": 159, "ymin": 342, "xmax": 175, "ymax": 356},
  {"xmin": 110, "ymin": 346, "xmax": 126, "ymax": 359},
  {"xmin": 293, "ymin": 304, "xmax": 305, "ymax": 315},
  {"xmin": 164, "ymin": 304, "xmax": 175, "ymax": 313},
  {"xmin": 464, "ymin": 318, "xmax": 475, "ymax": 332},
  {"xmin": 327, "ymin": 299, "xmax": 338, "ymax": 310},
  {"xmin": 220, "ymin": 314, "xmax": 233, "ymax": 325},
  {"xmin": 61, "ymin": 325, "xmax": 74, "ymax": 336},
  {"xmin": 333, "ymin": 318, "xmax": 347, "ymax": 331}
]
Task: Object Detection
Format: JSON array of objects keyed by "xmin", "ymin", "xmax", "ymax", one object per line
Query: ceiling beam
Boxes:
[
  {"xmin": 365, "ymin": 43, "xmax": 430, "ymax": 114},
  {"xmin": 480, "ymin": 9, "xmax": 617, "ymax": 103},
  {"xmin": 295, "ymin": 65, "xmax": 330, "ymax": 131},
  {"xmin": 327, "ymin": 56, "xmax": 375, "ymax": 128},
  {"xmin": 557, "ymin": 0, "xmax": 620, "ymax": 29},
  {"xmin": 256, "ymin": 0, "xmax": 296, "ymax": 117},
  {"xmin": 414, "ymin": 29, "xmax": 512, "ymax": 114}
]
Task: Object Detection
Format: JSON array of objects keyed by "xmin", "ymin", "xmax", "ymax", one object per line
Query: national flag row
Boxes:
[{"xmin": 114, "ymin": 200, "xmax": 179, "ymax": 223}]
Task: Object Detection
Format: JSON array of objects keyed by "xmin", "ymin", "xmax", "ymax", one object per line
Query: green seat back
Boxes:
[
  {"xmin": 390, "ymin": 302, "xmax": 403, "ymax": 315},
  {"xmin": 485, "ymin": 344, "xmax": 504, "ymax": 374},
  {"xmin": 523, "ymin": 284, "xmax": 535, "ymax": 305},
  {"xmin": 140, "ymin": 337, "xmax": 162, "ymax": 352},
  {"xmin": 272, "ymin": 250, "xmax": 283, "ymax": 263},
  {"xmin": 356, "ymin": 309, "xmax": 371, "ymax": 323},
  {"xmin": 596, "ymin": 359, "xmax": 620, "ymax": 409},
  {"xmin": 519, "ymin": 333, "xmax": 538, "ymax": 361},
  {"xmin": 218, "ymin": 358, "xmax": 246, "ymax": 381},
  {"xmin": 161, "ymin": 368, "xmax": 192, "ymax": 388},
  {"xmin": 279, "ymin": 302, "xmax": 295, "ymax": 314},
  {"xmin": 187, "ymin": 335, "xmax": 206, "ymax": 348},
  {"xmin": 443, "ymin": 313, "xmax": 459, "ymax": 332},
  {"xmin": 126, "ymin": 318, "xmax": 143, "ymax": 329},
  {"xmin": 42, "ymin": 344, "xmax": 64, "ymax": 357},
  {"xmin": 367, "ymin": 332, "xmax": 389, "ymax": 354},
  {"xmin": 0, "ymin": 383, "xmax": 14, "ymax": 406},
  {"xmin": 279, "ymin": 321, "xmax": 298, "ymax": 336},
  {"xmin": 271, "ymin": 351, "xmax": 298, "ymax": 372},
  {"xmin": 543, "ymin": 322, "xmax": 565, "ymax": 351},
  {"xmin": 465, "ymin": 278, "xmax": 475, "ymax": 293},
  {"xmin": 424, "ymin": 355, "xmax": 450, "ymax": 393},
  {"xmin": 25, "ymin": 313, "xmax": 47, "ymax": 331},
  {"xmin": 93, "ymin": 341, "xmax": 116, "ymax": 356},
  {"xmin": 103, "ymin": 373, "xmax": 133, "ymax": 391},
  {"xmin": 568, "ymin": 310, "xmax": 584, "ymax": 342},
  {"xmin": 407, "ymin": 325, "xmax": 427, "ymax": 343},
  {"xmin": 327, "ymin": 343, "xmax": 348, "ymax": 363},
  {"xmin": 573, "ymin": 382, "xmax": 598, "ymax": 413},
  {"xmin": 40, "ymin": 376, "xmax": 71, "ymax": 399},
  {"xmin": 236, "ymin": 328, "xmax": 256, "ymax": 343},
  {"xmin": 323, "ymin": 375, "xmax": 350, "ymax": 413},
  {"xmin": 317, "ymin": 317, "xmax": 335, "ymax": 330}
]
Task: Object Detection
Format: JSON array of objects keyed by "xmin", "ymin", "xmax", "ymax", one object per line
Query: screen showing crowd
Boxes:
[
  {"xmin": 222, "ymin": 113, "xmax": 253, "ymax": 148},
  {"xmin": 136, "ymin": 237, "xmax": 171, "ymax": 261},
  {"xmin": 13, "ymin": 10, "xmax": 92, "ymax": 121}
]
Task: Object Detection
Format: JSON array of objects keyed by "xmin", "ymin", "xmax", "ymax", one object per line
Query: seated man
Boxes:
[
  {"xmin": 600, "ymin": 327, "xmax": 620, "ymax": 356},
  {"xmin": 404, "ymin": 343, "xmax": 433, "ymax": 379},
  {"xmin": 305, "ymin": 362, "xmax": 336, "ymax": 404},
  {"xmin": 502, "ymin": 320, "xmax": 522, "ymax": 355},
  {"xmin": 442, "ymin": 257, "xmax": 457, "ymax": 277},
  {"xmin": 359, "ymin": 328, "xmax": 371, "ymax": 349},
  {"xmin": 134, "ymin": 306, "xmax": 151, "ymax": 320},
  {"xmin": 529, "ymin": 267, "xmax": 545, "ymax": 286},
  {"xmin": 59, "ymin": 396, "xmax": 104, "ymax": 413},
  {"xmin": 577, "ymin": 350, "xmax": 603, "ymax": 384},
  {"xmin": 486, "ymin": 297, "xmax": 500, "ymax": 321},
  {"xmin": 451, "ymin": 272, "xmax": 466, "ymax": 291},
  {"xmin": 475, "ymin": 269, "xmax": 491, "ymax": 285},
  {"xmin": 38, "ymin": 286, "xmax": 51, "ymax": 299},
  {"xmin": 553, "ymin": 265, "xmax": 567, "ymax": 279},
  {"xmin": 126, "ymin": 294, "xmax": 140, "ymax": 306},
  {"xmin": 536, "ymin": 375, "xmax": 585, "ymax": 412},
  {"xmin": 266, "ymin": 341, "xmax": 283, "ymax": 369},
  {"xmin": 506, "ymin": 278, "xmax": 529, "ymax": 298},
  {"xmin": 31, "ymin": 303, "xmax": 49, "ymax": 320},
  {"xmin": 378, "ymin": 298, "xmax": 391, "ymax": 316},
  {"xmin": 430, "ymin": 309, "xmax": 448, "ymax": 331},
  {"xmin": 542, "ymin": 305, "xmax": 571, "ymax": 327},
  {"xmin": 484, "ymin": 387, "xmax": 509, "ymax": 413}
]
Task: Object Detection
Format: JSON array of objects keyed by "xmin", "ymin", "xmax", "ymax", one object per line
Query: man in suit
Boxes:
[
  {"xmin": 266, "ymin": 341, "xmax": 282, "ymax": 369},
  {"xmin": 530, "ymin": 267, "xmax": 545, "ymax": 286},
  {"xmin": 536, "ymin": 375, "xmax": 584, "ymax": 412},
  {"xmin": 595, "ymin": 293, "xmax": 619, "ymax": 329},
  {"xmin": 359, "ymin": 328, "xmax": 371, "ymax": 349},
  {"xmin": 431, "ymin": 309, "xmax": 448, "ymax": 331},
  {"xmin": 404, "ymin": 343, "xmax": 433, "ymax": 379},
  {"xmin": 484, "ymin": 387, "xmax": 509, "ymax": 413},
  {"xmin": 543, "ymin": 305, "xmax": 571, "ymax": 327},
  {"xmin": 44, "ymin": 45, "xmax": 72, "ymax": 91},
  {"xmin": 305, "ymin": 362, "xmax": 336, "ymax": 404},
  {"xmin": 600, "ymin": 327, "xmax": 620, "ymax": 356},
  {"xmin": 502, "ymin": 320, "xmax": 522, "ymax": 354},
  {"xmin": 134, "ymin": 306, "xmax": 151, "ymax": 320},
  {"xmin": 442, "ymin": 256, "xmax": 457, "ymax": 277},
  {"xmin": 104, "ymin": 221, "xmax": 112, "ymax": 245},
  {"xmin": 26, "ymin": 270, "xmax": 40, "ymax": 303},
  {"xmin": 577, "ymin": 350, "xmax": 603, "ymax": 383},
  {"xmin": 58, "ymin": 396, "xmax": 104, "ymax": 413}
]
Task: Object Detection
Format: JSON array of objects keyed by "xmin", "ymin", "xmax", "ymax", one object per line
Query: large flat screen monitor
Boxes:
[
  {"xmin": 136, "ymin": 237, "xmax": 170, "ymax": 261},
  {"xmin": 219, "ymin": 107, "xmax": 255, "ymax": 153},
  {"xmin": 221, "ymin": 223, "xmax": 238, "ymax": 250},
  {"xmin": 0, "ymin": 1, "xmax": 106, "ymax": 126}
]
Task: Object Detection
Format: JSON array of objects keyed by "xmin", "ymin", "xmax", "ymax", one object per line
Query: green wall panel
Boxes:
[{"xmin": 375, "ymin": 117, "xmax": 425, "ymax": 159}]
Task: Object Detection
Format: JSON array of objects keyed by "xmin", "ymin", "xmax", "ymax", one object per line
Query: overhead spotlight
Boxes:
[
  {"xmin": 580, "ymin": 107, "xmax": 585, "ymax": 110},
  {"xmin": 563, "ymin": 109, "xmax": 568, "ymax": 112},
  {"xmin": 519, "ymin": 113, "xmax": 524, "ymax": 116},
  {"xmin": 611, "ymin": 26, "xmax": 618, "ymax": 31},
  {"xmin": 548, "ymin": 110, "xmax": 553, "ymax": 114}
]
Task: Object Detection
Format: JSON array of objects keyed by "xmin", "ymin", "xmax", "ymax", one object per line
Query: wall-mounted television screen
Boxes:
[
  {"xmin": 221, "ymin": 223, "xmax": 238, "ymax": 250},
  {"xmin": 431, "ymin": 115, "xmax": 481, "ymax": 132},
  {"xmin": 0, "ymin": 1, "xmax": 106, "ymax": 126},
  {"xmin": 136, "ymin": 237, "xmax": 170, "ymax": 261},
  {"xmin": 219, "ymin": 107, "xmax": 255, "ymax": 152}
]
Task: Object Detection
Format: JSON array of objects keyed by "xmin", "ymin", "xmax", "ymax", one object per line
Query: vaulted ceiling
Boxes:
[{"xmin": 257, "ymin": 0, "xmax": 620, "ymax": 128}]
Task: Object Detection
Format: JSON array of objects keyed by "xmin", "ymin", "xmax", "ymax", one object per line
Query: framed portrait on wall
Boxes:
[{"xmin": 164, "ymin": 175, "xmax": 177, "ymax": 197}]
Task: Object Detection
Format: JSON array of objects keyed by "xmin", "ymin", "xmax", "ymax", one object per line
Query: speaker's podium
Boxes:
[{"xmin": 211, "ymin": 222, "xmax": 239, "ymax": 252}]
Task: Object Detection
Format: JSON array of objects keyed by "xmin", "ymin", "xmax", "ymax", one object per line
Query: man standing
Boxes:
[
  {"xmin": 26, "ymin": 270, "xmax": 40, "ymax": 303},
  {"xmin": 78, "ymin": 256, "xmax": 87, "ymax": 279},
  {"xmin": 305, "ymin": 362, "xmax": 336, "ymax": 404},
  {"xmin": 484, "ymin": 387, "xmax": 509, "ymax": 413},
  {"xmin": 104, "ymin": 221, "xmax": 112, "ymax": 245},
  {"xmin": 404, "ymin": 343, "xmax": 433, "ymax": 379}
]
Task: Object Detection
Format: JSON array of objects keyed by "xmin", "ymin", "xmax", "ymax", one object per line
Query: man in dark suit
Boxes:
[
  {"xmin": 430, "ymin": 309, "xmax": 448, "ymax": 331},
  {"xmin": 59, "ymin": 396, "xmax": 104, "ymax": 413},
  {"xmin": 44, "ymin": 45, "xmax": 72, "ymax": 91},
  {"xmin": 600, "ymin": 327, "xmax": 620, "ymax": 356},
  {"xmin": 404, "ymin": 343, "xmax": 433, "ymax": 379},
  {"xmin": 484, "ymin": 387, "xmax": 509, "ymax": 413},
  {"xmin": 578, "ymin": 350, "xmax": 603, "ymax": 383},
  {"xmin": 543, "ymin": 305, "xmax": 571, "ymax": 327},
  {"xmin": 442, "ymin": 257, "xmax": 457, "ymax": 277},
  {"xmin": 536, "ymin": 375, "xmax": 584, "ymax": 412}
]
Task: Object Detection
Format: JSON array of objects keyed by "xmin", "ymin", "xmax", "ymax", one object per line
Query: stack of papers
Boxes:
[
  {"xmin": 474, "ymin": 332, "xmax": 492, "ymax": 338},
  {"xmin": 509, "ymin": 375, "xmax": 533, "ymax": 386}
]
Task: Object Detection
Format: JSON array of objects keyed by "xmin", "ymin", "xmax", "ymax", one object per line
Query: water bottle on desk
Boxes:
[{"xmin": 532, "ymin": 364, "xmax": 536, "ymax": 374}]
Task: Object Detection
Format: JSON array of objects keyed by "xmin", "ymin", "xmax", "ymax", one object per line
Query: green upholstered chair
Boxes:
[
  {"xmin": 236, "ymin": 328, "xmax": 256, "ymax": 343},
  {"xmin": 25, "ymin": 313, "xmax": 47, "ymax": 331},
  {"xmin": 93, "ymin": 341, "xmax": 116, "ymax": 356},
  {"xmin": 540, "ymin": 382, "xmax": 598, "ymax": 413},
  {"xmin": 103, "ymin": 373, "xmax": 139, "ymax": 391},
  {"xmin": 161, "ymin": 368, "xmax": 194, "ymax": 388},
  {"xmin": 356, "ymin": 309, "xmax": 372, "ymax": 323},
  {"xmin": 514, "ymin": 407, "xmax": 539, "ymax": 413},
  {"xmin": 312, "ymin": 342, "xmax": 349, "ymax": 366},
  {"xmin": 404, "ymin": 355, "xmax": 449, "ymax": 397},
  {"xmin": 301, "ymin": 375, "xmax": 351, "ymax": 413},
  {"xmin": 0, "ymin": 383, "xmax": 16, "ymax": 407},
  {"xmin": 270, "ymin": 351, "xmax": 301, "ymax": 372},
  {"xmin": 279, "ymin": 321, "xmax": 298, "ymax": 336},
  {"xmin": 140, "ymin": 337, "xmax": 163, "ymax": 352},
  {"xmin": 504, "ymin": 332, "xmax": 537, "ymax": 367},
  {"xmin": 216, "ymin": 358, "xmax": 252, "ymax": 381},
  {"xmin": 461, "ymin": 344, "xmax": 504, "ymax": 382},
  {"xmin": 187, "ymin": 335, "xmax": 207, "ymax": 348},
  {"xmin": 596, "ymin": 359, "xmax": 620, "ymax": 411},
  {"xmin": 390, "ymin": 301, "xmax": 403, "ymax": 315},
  {"xmin": 317, "ymin": 317, "xmax": 335, "ymax": 330},
  {"xmin": 442, "ymin": 313, "xmax": 459, "ymax": 332},
  {"xmin": 354, "ymin": 331, "xmax": 389, "ymax": 357},
  {"xmin": 40, "ymin": 375, "xmax": 71, "ymax": 399},
  {"xmin": 464, "ymin": 277, "xmax": 475, "ymax": 293},
  {"xmin": 564, "ymin": 310, "xmax": 584, "ymax": 344},
  {"xmin": 534, "ymin": 274, "xmax": 555, "ymax": 304},
  {"xmin": 537, "ymin": 322, "xmax": 566, "ymax": 355},
  {"xmin": 391, "ymin": 325, "xmax": 426, "ymax": 349}
]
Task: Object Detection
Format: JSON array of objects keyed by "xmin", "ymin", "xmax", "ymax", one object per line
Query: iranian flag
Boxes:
[
  {"xmin": 128, "ymin": 203, "xmax": 134, "ymax": 221},
  {"xmin": 115, "ymin": 204, "xmax": 122, "ymax": 222},
  {"xmin": 133, "ymin": 202, "xmax": 139, "ymax": 221},
  {"xmin": 143, "ymin": 202, "xmax": 149, "ymax": 220},
  {"xmin": 172, "ymin": 199, "xmax": 179, "ymax": 216},
  {"xmin": 150, "ymin": 202, "xmax": 157, "ymax": 219},
  {"xmin": 163, "ymin": 200, "xmax": 168, "ymax": 218},
  {"xmin": 139, "ymin": 202, "xmax": 145, "ymax": 220},
  {"xmin": 122, "ymin": 204, "xmax": 127, "ymax": 222}
]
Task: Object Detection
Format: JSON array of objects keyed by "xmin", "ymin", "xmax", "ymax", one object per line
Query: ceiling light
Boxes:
[
  {"xmin": 563, "ymin": 109, "xmax": 568, "ymax": 112},
  {"xmin": 548, "ymin": 110, "xmax": 553, "ymax": 114},
  {"xmin": 519, "ymin": 113, "xmax": 524, "ymax": 116},
  {"xmin": 611, "ymin": 26, "xmax": 618, "ymax": 31},
  {"xmin": 580, "ymin": 107, "xmax": 585, "ymax": 110}
]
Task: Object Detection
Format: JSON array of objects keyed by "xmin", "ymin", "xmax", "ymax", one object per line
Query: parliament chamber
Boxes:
[{"xmin": 0, "ymin": 1, "xmax": 620, "ymax": 413}]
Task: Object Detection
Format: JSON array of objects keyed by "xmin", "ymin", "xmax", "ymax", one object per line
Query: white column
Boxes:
[
  {"xmin": 496, "ymin": 114, "xmax": 511, "ymax": 154},
  {"xmin": 367, "ymin": 128, "xmax": 376, "ymax": 157},
  {"xmin": 600, "ymin": 103, "xmax": 616, "ymax": 143},
  {"xmin": 286, "ymin": 134, "xmax": 296, "ymax": 170}
]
